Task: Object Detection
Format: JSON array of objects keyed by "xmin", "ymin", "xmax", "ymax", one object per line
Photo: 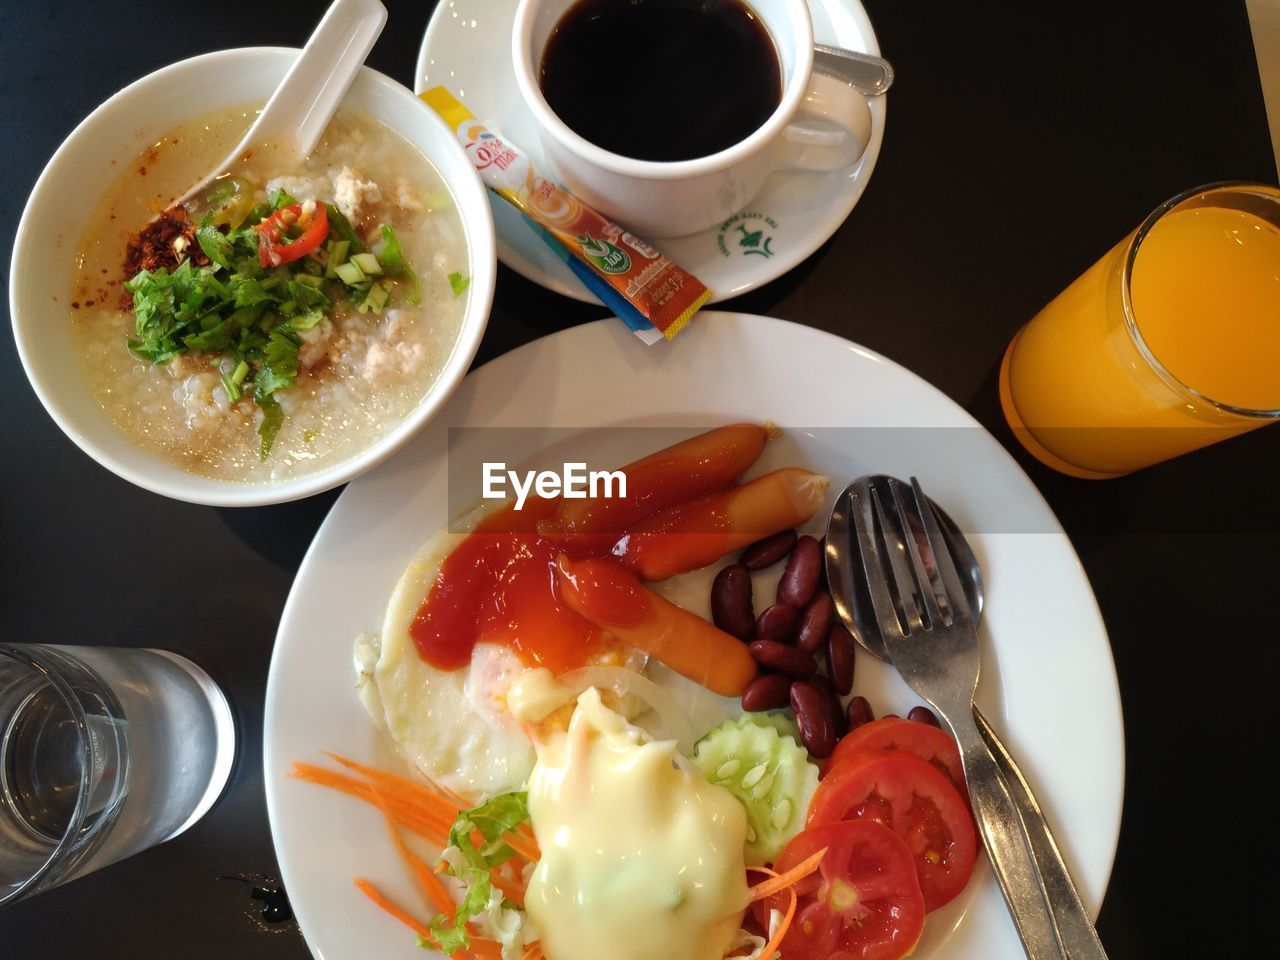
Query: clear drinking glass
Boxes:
[
  {"xmin": 0, "ymin": 644, "xmax": 235, "ymax": 907},
  {"xmin": 999, "ymin": 182, "xmax": 1280, "ymax": 477}
]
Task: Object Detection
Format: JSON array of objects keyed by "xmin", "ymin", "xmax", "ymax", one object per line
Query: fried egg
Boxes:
[{"xmin": 355, "ymin": 529, "xmax": 537, "ymax": 797}]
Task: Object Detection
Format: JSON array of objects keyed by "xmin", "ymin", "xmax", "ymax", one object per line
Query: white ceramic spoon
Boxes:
[{"xmin": 180, "ymin": 0, "xmax": 388, "ymax": 206}]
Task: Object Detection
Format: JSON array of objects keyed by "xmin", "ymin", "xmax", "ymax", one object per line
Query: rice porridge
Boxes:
[{"xmin": 71, "ymin": 105, "xmax": 468, "ymax": 482}]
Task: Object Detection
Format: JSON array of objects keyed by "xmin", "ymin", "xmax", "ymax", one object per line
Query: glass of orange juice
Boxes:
[{"xmin": 999, "ymin": 182, "xmax": 1280, "ymax": 478}]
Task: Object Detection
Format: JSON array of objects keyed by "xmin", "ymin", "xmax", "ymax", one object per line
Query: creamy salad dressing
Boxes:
[{"xmin": 524, "ymin": 689, "xmax": 749, "ymax": 960}]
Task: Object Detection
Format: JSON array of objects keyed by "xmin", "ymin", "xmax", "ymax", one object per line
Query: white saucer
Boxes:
[{"xmin": 416, "ymin": 0, "xmax": 887, "ymax": 303}]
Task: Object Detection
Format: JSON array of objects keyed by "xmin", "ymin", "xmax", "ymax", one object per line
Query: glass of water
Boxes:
[{"xmin": 0, "ymin": 643, "xmax": 235, "ymax": 907}]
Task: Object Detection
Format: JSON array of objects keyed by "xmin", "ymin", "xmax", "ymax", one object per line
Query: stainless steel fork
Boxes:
[{"xmin": 845, "ymin": 475, "xmax": 1108, "ymax": 960}]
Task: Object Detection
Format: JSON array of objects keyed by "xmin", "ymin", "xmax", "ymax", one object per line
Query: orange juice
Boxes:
[{"xmin": 1000, "ymin": 184, "xmax": 1280, "ymax": 477}]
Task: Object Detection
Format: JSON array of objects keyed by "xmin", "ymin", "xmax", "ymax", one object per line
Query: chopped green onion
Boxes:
[
  {"xmin": 360, "ymin": 281, "xmax": 391, "ymax": 315},
  {"xmin": 351, "ymin": 252, "xmax": 383, "ymax": 276},
  {"xmin": 323, "ymin": 203, "xmax": 365, "ymax": 254},
  {"xmin": 324, "ymin": 239, "xmax": 351, "ymax": 279},
  {"xmin": 334, "ymin": 261, "xmax": 366, "ymax": 285}
]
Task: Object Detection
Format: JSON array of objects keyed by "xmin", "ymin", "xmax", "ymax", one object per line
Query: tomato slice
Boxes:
[
  {"xmin": 808, "ymin": 749, "xmax": 977, "ymax": 911},
  {"xmin": 758, "ymin": 820, "xmax": 925, "ymax": 960},
  {"xmin": 257, "ymin": 202, "xmax": 328, "ymax": 267},
  {"xmin": 827, "ymin": 717, "xmax": 966, "ymax": 792}
]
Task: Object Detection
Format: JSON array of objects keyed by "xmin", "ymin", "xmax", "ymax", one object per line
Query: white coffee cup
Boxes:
[{"xmin": 512, "ymin": 0, "xmax": 874, "ymax": 237}]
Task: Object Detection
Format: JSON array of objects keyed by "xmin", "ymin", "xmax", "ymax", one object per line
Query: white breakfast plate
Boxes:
[
  {"xmin": 415, "ymin": 0, "xmax": 887, "ymax": 303},
  {"xmin": 264, "ymin": 313, "xmax": 1124, "ymax": 960}
]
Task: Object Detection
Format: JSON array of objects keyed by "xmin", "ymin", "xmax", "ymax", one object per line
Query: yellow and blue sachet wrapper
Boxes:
[{"xmin": 421, "ymin": 87, "xmax": 711, "ymax": 342}]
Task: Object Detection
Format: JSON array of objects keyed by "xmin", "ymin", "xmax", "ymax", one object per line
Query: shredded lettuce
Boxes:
[{"xmin": 426, "ymin": 792, "xmax": 530, "ymax": 954}]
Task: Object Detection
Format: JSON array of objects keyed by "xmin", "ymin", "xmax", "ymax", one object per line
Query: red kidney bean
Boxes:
[
  {"xmin": 710, "ymin": 564, "xmax": 754, "ymax": 641},
  {"xmin": 846, "ymin": 695, "xmax": 874, "ymax": 731},
  {"xmin": 790, "ymin": 680, "xmax": 841, "ymax": 758},
  {"xmin": 805, "ymin": 672, "xmax": 846, "ymax": 738},
  {"xmin": 796, "ymin": 592, "xmax": 834, "ymax": 653},
  {"xmin": 908, "ymin": 705, "xmax": 941, "ymax": 727},
  {"xmin": 748, "ymin": 639, "xmax": 817, "ymax": 677},
  {"xmin": 777, "ymin": 535, "xmax": 822, "ymax": 608},
  {"xmin": 740, "ymin": 529, "xmax": 797, "ymax": 570},
  {"xmin": 754, "ymin": 603, "xmax": 798, "ymax": 644},
  {"xmin": 740, "ymin": 673, "xmax": 793, "ymax": 712},
  {"xmin": 826, "ymin": 622, "xmax": 855, "ymax": 696}
]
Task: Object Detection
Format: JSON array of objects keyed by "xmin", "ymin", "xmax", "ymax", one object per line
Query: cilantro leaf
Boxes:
[
  {"xmin": 121, "ymin": 190, "xmax": 356, "ymax": 460},
  {"xmin": 377, "ymin": 224, "xmax": 421, "ymax": 306},
  {"xmin": 184, "ymin": 302, "xmax": 266, "ymax": 353},
  {"xmin": 255, "ymin": 331, "xmax": 300, "ymax": 397},
  {"xmin": 254, "ymin": 390, "xmax": 284, "ymax": 460},
  {"xmin": 286, "ymin": 277, "xmax": 329, "ymax": 310},
  {"xmin": 233, "ymin": 278, "xmax": 277, "ymax": 309},
  {"xmin": 278, "ymin": 307, "xmax": 325, "ymax": 334},
  {"xmin": 448, "ymin": 272, "xmax": 470, "ymax": 298},
  {"xmin": 268, "ymin": 187, "xmax": 296, "ymax": 210},
  {"xmin": 196, "ymin": 220, "xmax": 234, "ymax": 269}
]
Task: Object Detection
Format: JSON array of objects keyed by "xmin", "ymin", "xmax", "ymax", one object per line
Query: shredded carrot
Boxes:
[
  {"xmin": 521, "ymin": 942, "xmax": 544, "ymax": 960},
  {"xmin": 290, "ymin": 763, "xmax": 455, "ymax": 841},
  {"xmin": 746, "ymin": 846, "xmax": 827, "ymax": 902},
  {"xmin": 325, "ymin": 752, "xmax": 464, "ymax": 817},
  {"xmin": 758, "ymin": 885, "xmax": 798, "ymax": 960},
  {"xmin": 501, "ymin": 829, "xmax": 542, "ymax": 864},
  {"xmin": 354, "ymin": 877, "xmax": 434, "ymax": 940},
  {"xmin": 358, "ymin": 774, "xmax": 454, "ymax": 913},
  {"xmin": 491, "ymin": 869, "xmax": 525, "ymax": 907},
  {"xmin": 467, "ymin": 938, "xmax": 504, "ymax": 959},
  {"xmin": 381, "ymin": 811, "xmax": 456, "ymax": 915},
  {"xmin": 299, "ymin": 755, "xmax": 542, "ymax": 960}
]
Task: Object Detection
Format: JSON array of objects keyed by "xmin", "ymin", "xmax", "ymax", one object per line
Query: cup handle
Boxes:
[{"xmin": 777, "ymin": 71, "xmax": 873, "ymax": 172}]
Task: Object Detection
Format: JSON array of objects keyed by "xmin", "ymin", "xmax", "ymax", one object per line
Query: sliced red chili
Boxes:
[{"xmin": 257, "ymin": 202, "xmax": 328, "ymax": 268}]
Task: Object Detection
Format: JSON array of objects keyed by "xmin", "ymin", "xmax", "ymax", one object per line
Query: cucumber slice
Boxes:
[
  {"xmin": 693, "ymin": 715, "xmax": 819, "ymax": 865},
  {"xmin": 737, "ymin": 710, "xmax": 801, "ymax": 746}
]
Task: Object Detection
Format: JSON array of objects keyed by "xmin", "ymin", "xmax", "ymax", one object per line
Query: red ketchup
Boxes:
[
  {"xmin": 408, "ymin": 457, "xmax": 744, "ymax": 676},
  {"xmin": 409, "ymin": 499, "xmax": 614, "ymax": 674}
]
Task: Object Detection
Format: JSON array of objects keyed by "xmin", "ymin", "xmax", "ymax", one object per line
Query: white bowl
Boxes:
[{"xmin": 10, "ymin": 48, "xmax": 495, "ymax": 507}]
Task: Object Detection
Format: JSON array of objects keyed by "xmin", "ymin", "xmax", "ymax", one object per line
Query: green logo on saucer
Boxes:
[{"xmin": 716, "ymin": 212, "xmax": 779, "ymax": 259}]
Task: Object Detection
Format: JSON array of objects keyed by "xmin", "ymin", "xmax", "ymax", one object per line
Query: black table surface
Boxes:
[{"xmin": 2, "ymin": 1, "xmax": 1276, "ymax": 956}]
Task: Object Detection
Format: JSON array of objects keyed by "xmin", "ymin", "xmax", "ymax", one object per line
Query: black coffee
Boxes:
[{"xmin": 539, "ymin": 0, "xmax": 782, "ymax": 162}]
